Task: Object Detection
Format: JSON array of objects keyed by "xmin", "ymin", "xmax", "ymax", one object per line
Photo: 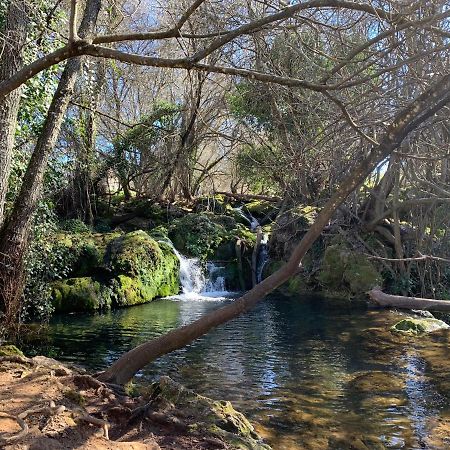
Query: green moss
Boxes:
[
  {"xmin": 344, "ymin": 254, "xmax": 382, "ymax": 294},
  {"xmin": 391, "ymin": 318, "xmax": 449, "ymax": 335},
  {"xmin": 194, "ymin": 194, "xmax": 231, "ymax": 214},
  {"xmin": 51, "ymin": 277, "xmax": 111, "ymax": 313},
  {"xmin": 244, "ymin": 200, "xmax": 277, "ymax": 220},
  {"xmin": 106, "ymin": 231, "xmax": 179, "ymax": 306},
  {"xmin": 318, "ymin": 244, "xmax": 381, "ymax": 295},
  {"xmin": 169, "ymin": 214, "xmax": 227, "ymax": 259},
  {"xmin": 0, "ymin": 345, "xmax": 25, "ymax": 357}
]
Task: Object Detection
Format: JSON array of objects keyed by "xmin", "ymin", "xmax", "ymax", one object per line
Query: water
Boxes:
[
  {"xmin": 25, "ymin": 294, "xmax": 450, "ymax": 449},
  {"xmin": 163, "ymin": 242, "xmax": 232, "ymax": 299}
]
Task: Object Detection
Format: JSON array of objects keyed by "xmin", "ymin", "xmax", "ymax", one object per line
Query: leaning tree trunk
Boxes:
[
  {"xmin": 0, "ymin": 0, "xmax": 101, "ymax": 327},
  {"xmin": 0, "ymin": 0, "xmax": 29, "ymax": 225},
  {"xmin": 98, "ymin": 74, "xmax": 450, "ymax": 385}
]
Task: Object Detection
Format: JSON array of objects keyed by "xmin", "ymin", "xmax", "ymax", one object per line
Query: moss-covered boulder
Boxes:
[
  {"xmin": 318, "ymin": 244, "xmax": 381, "ymax": 295},
  {"xmin": 391, "ymin": 318, "xmax": 450, "ymax": 335},
  {"xmin": 54, "ymin": 231, "xmax": 122, "ymax": 277},
  {"xmin": 51, "ymin": 231, "xmax": 179, "ymax": 312},
  {"xmin": 52, "ymin": 277, "xmax": 111, "ymax": 313},
  {"xmin": 169, "ymin": 214, "xmax": 226, "ymax": 259},
  {"xmin": 244, "ymin": 200, "xmax": 278, "ymax": 222},
  {"xmin": 147, "ymin": 376, "xmax": 271, "ymax": 449},
  {"xmin": 0, "ymin": 345, "xmax": 25, "ymax": 358},
  {"xmin": 105, "ymin": 231, "xmax": 179, "ymax": 306}
]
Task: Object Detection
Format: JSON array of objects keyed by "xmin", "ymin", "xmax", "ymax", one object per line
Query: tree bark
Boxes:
[
  {"xmin": 0, "ymin": 0, "xmax": 29, "ymax": 225},
  {"xmin": 0, "ymin": 0, "xmax": 101, "ymax": 325},
  {"xmin": 97, "ymin": 73, "xmax": 450, "ymax": 385},
  {"xmin": 368, "ymin": 288, "xmax": 450, "ymax": 312}
]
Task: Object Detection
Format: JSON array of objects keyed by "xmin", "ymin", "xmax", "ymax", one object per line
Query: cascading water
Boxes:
[
  {"xmin": 256, "ymin": 233, "xmax": 269, "ymax": 283},
  {"xmin": 159, "ymin": 238, "xmax": 231, "ymax": 299}
]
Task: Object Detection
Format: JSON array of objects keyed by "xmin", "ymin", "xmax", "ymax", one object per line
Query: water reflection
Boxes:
[{"xmin": 25, "ymin": 294, "xmax": 450, "ymax": 449}]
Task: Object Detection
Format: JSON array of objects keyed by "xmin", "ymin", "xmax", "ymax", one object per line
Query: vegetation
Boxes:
[{"xmin": 0, "ymin": 1, "xmax": 449, "ymax": 447}]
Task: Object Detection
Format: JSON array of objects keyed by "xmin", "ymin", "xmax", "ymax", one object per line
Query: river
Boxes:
[{"xmin": 24, "ymin": 291, "xmax": 450, "ymax": 449}]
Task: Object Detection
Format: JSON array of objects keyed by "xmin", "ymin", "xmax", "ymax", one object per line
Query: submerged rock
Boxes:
[
  {"xmin": 391, "ymin": 318, "xmax": 450, "ymax": 335},
  {"xmin": 147, "ymin": 376, "xmax": 271, "ymax": 450}
]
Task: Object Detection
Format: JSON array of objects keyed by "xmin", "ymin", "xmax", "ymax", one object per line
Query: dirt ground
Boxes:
[{"xmin": 0, "ymin": 356, "xmax": 236, "ymax": 449}]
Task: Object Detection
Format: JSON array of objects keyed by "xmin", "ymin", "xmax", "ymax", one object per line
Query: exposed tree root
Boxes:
[{"xmin": 0, "ymin": 412, "xmax": 29, "ymax": 445}]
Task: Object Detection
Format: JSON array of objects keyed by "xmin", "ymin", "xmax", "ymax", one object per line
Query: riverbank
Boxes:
[{"xmin": 0, "ymin": 347, "xmax": 270, "ymax": 449}]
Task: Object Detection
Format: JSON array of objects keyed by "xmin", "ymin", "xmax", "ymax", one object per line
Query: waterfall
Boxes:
[
  {"xmin": 233, "ymin": 206, "xmax": 259, "ymax": 231},
  {"xmin": 256, "ymin": 233, "xmax": 269, "ymax": 283},
  {"xmin": 159, "ymin": 238, "xmax": 230, "ymax": 298}
]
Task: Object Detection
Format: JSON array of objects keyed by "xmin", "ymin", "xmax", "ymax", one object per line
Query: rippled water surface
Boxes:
[{"xmin": 26, "ymin": 294, "xmax": 450, "ymax": 449}]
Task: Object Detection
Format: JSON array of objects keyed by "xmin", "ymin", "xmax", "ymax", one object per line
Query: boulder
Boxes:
[
  {"xmin": 52, "ymin": 277, "xmax": 111, "ymax": 313},
  {"xmin": 105, "ymin": 231, "xmax": 180, "ymax": 307},
  {"xmin": 51, "ymin": 231, "xmax": 180, "ymax": 312},
  {"xmin": 318, "ymin": 244, "xmax": 381, "ymax": 295},
  {"xmin": 391, "ymin": 318, "xmax": 450, "ymax": 335}
]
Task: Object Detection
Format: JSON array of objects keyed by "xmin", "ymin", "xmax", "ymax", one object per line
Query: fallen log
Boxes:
[
  {"xmin": 368, "ymin": 288, "xmax": 450, "ymax": 312},
  {"xmin": 215, "ymin": 191, "xmax": 281, "ymax": 203}
]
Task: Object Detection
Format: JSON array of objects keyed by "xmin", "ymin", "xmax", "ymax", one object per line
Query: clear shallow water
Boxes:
[{"xmin": 25, "ymin": 294, "xmax": 450, "ymax": 449}]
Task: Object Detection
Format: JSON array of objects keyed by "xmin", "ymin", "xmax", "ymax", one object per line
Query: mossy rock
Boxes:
[
  {"xmin": 169, "ymin": 214, "xmax": 227, "ymax": 259},
  {"xmin": 391, "ymin": 318, "xmax": 449, "ymax": 335},
  {"xmin": 148, "ymin": 376, "xmax": 271, "ymax": 449},
  {"xmin": 318, "ymin": 244, "xmax": 381, "ymax": 295},
  {"xmin": 106, "ymin": 231, "xmax": 179, "ymax": 306},
  {"xmin": 51, "ymin": 231, "xmax": 180, "ymax": 312},
  {"xmin": 0, "ymin": 345, "xmax": 24, "ymax": 358},
  {"xmin": 51, "ymin": 277, "xmax": 111, "ymax": 313},
  {"xmin": 54, "ymin": 231, "xmax": 122, "ymax": 277},
  {"xmin": 244, "ymin": 200, "xmax": 278, "ymax": 221},
  {"xmin": 194, "ymin": 194, "xmax": 232, "ymax": 214},
  {"xmin": 268, "ymin": 206, "xmax": 314, "ymax": 260}
]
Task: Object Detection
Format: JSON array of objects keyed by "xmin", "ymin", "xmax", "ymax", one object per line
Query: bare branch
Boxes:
[{"xmin": 69, "ymin": 0, "xmax": 78, "ymax": 42}]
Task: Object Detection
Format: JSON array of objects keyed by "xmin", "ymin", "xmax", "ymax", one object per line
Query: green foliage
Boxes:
[
  {"xmin": 235, "ymin": 145, "xmax": 281, "ymax": 194},
  {"xmin": 22, "ymin": 203, "xmax": 78, "ymax": 321},
  {"xmin": 59, "ymin": 219, "xmax": 91, "ymax": 234}
]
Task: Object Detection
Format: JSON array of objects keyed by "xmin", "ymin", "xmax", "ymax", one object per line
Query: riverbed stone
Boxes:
[
  {"xmin": 349, "ymin": 371, "xmax": 405, "ymax": 394},
  {"xmin": 391, "ymin": 318, "xmax": 450, "ymax": 335}
]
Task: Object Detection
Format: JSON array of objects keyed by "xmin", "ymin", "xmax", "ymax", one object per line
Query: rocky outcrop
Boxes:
[
  {"xmin": 51, "ymin": 231, "xmax": 179, "ymax": 313},
  {"xmin": 147, "ymin": 376, "xmax": 271, "ymax": 450}
]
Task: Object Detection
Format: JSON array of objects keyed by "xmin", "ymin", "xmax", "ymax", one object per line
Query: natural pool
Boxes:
[{"xmin": 25, "ymin": 294, "xmax": 450, "ymax": 449}]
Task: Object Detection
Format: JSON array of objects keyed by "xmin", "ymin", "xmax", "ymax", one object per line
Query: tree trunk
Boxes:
[
  {"xmin": 0, "ymin": 0, "xmax": 101, "ymax": 326},
  {"xmin": 98, "ymin": 73, "xmax": 450, "ymax": 385},
  {"xmin": 368, "ymin": 288, "xmax": 450, "ymax": 312},
  {"xmin": 0, "ymin": 0, "xmax": 29, "ymax": 225}
]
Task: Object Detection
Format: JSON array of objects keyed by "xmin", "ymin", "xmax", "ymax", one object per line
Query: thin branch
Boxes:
[
  {"xmin": 69, "ymin": 0, "xmax": 78, "ymax": 42},
  {"xmin": 366, "ymin": 253, "xmax": 450, "ymax": 263}
]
